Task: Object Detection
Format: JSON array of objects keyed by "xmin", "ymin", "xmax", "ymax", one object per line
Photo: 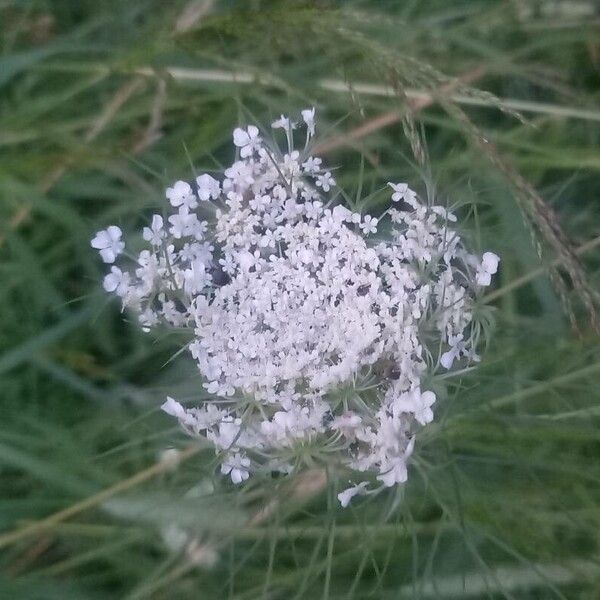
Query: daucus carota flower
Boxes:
[
  {"xmin": 233, "ymin": 125, "xmax": 262, "ymax": 158},
  {"xmin": 337, "ymin": 481, "xmax": 369, "ymax": 508},
  {"xmin": 142, "ymin": 215, "xmax": 166, "ymax": 246},
  {"xmin": 301, "ymin": 107, "xmax": 315, "ymax": 134},
  {"xmin": 91, "ymin": 226, "xmax": 124, "ymax": 264},
  {"xmin": 476, "ymin": 251, "xmax": 500, "ymax": 286},
  {"xmin": 92, "ymin": 110, "xmax": 499, "ymax": 506}
]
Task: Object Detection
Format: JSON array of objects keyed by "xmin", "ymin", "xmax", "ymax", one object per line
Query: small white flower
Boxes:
[
  {"xmin": 393, "ymin": 389, "xmax": 436, "ymax": 426},
  {"xmin": 196, "ymin": 174, "xmax": 221, "ymax": 201},
  {"xmin": 377, "ymin": 457, "xmax": 408, "ymax": 487},
  {"xmin": 161, "ymin": 396, "xmax": 188, "ymax": 420},
  {"xmin": 302, "ymin": 156, "xmax": 322, "ymax": 174},
  {"xmin": 142, "ymin": 215, "xmax": 165, "ymax": 246},
  {"xmin": 103, "ymin": 266, "xmax": 129, "ymax": 295},
  {"xmin": 388, "ymin": 182, "xmax": 418, "ymax": 208},
  {"xmin": 388, "ymin": 182, "xmax": 407, "ymax": 200},
  {"xmin": 271, "ymin": 115, "xmax": 295, "ymax": 132},
  {"xmin": 337, "ymin": 481, "xmax": 368, "ymax": 507},
  {"xmin": 233, "ymin": 125, "xmax": 261, "ymax": 158},
  {"xmin": 91, "ymin": 226, "xmax": 124, "ymax": 263},
  {"xmin": 414, "ymin": 391, "xmax": 436, "ymax": 425},
  {"xmin": 221, "ymin": 453, "xmax": 251, "ymax": 484},
  {"xmin": 238, "ymin": 250, "xmax": 259, "ymax": 272},
  {"xmin": 440, "ymin": 334, "xmax": 465, "ymax": 369},
  {"xmin": 224, "ymin": 161, "xmax": 254, "ymax": 188},
  {"xmin": 166, "ymin": 180, "xmax": 197, "ymax": 210},
  {"xmin": 432, "ymin": 205, "xmax": 457, "ymax": 223},
  {"xmin": 189, "ymin": 219, "xmax": 208, "ymax": 241},
  {"xmin": 168, "ymin": 208, "xmax": 198, "ymax": 239},
  {"xmin": 332, "ymin": 205, "xmax": 352, "ymax": 223},
  {"xmin": 316, "ymin": 171, "xmax": 335, "ymax": 192},
  {"xmin": 360, "ymin": 215, "xmax": 378, "ymax": 235},
  {"xmin": 476, "ymin": 252, "xmax": 500, "ymax": 286},
  {"xmin": 301, "ymin": 107, "xmax": 316, "ymax": 136},
  {"xmin": 219, "ymin": 253, "xmax": 236, "ymax": 274},
  {"xmin": 304, "ymin": 200, "xmax": 323, "ymax": 220}
]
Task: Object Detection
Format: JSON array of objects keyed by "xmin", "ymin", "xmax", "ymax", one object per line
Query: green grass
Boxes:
[{"xmin": 1, "ymin": 0, "xmax": 600, "ymax": 598}]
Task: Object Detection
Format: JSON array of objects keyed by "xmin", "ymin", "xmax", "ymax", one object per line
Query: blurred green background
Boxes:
[{"xmin": 1, "ymin": 1, "xmax": 600, "ymax": 598}]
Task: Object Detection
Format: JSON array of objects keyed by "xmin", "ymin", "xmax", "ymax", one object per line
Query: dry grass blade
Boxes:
[
  {"xmin": 174, "ymin": 0, "xmax": 215, "ymax": 34},
  {"xmin": 442, "ymin": 100, "xmax": 599, "ymax": 333},
  {"xmin": 6, "ymin": 536, "xmax": 53, "ymax": 577},
  {"xmin": 484, "ymin": 235, "xmax": 600, "ymax": 304},
  {"xmin": 131, "ymin": 77, "xmax": 167, "ymax": 153},
  {"xmin": 0, "ymin": 444, "xmax": 201, "ymax": 550},
  {"xmin": 313, "ymin": 67, "xmax": 486, "ymax": 155}
]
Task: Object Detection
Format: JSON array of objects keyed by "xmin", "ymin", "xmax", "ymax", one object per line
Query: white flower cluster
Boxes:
[{"xmin": 92, "ymin": 110, "xmax": 499, "ymax": 505}]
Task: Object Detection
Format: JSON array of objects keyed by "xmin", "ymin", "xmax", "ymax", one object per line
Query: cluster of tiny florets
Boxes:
[{"xmin": 91, "ymin": 109, "xmax": 499, "ymax": 505}]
